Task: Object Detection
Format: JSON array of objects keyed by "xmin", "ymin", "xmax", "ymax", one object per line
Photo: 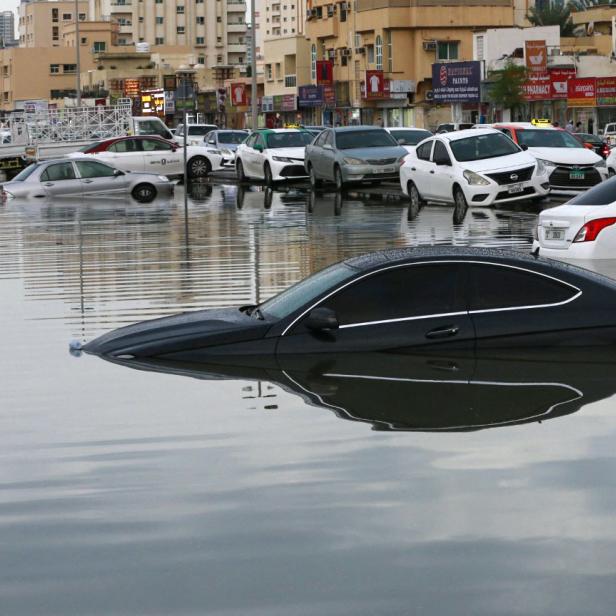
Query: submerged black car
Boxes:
[{"xmin": 83, "ymin": 246, "xmax": 616, "ymax": 361}]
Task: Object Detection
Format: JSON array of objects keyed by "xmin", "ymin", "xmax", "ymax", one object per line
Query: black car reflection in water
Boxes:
[
  {"xmin": 83, "ymin": 246, "xmax": 616, "ymax": 361},
  {"xmin": 96, "ymin": 350, "xmax": 616, "ymax": 432}
]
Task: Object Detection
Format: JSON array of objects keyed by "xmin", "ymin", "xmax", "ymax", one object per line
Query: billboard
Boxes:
[
  {"xmin": 431, "ymin": 62, "xmax": 481, "ymax": 104},
  {"xmin": 525, "ymin": 40, "xmax": 547, "ymax": 74},
  {"xmin": 298, "ymin": 85, "xmax": 323, "ymax": 107},
  {"xmin": 316, "ymin": 60, "xmax": 333, "ymax": 86},
  {"xmin": 568, "ymin": 77, "xmax": 596, "ymax": 107},
  {"xmin": 597, "ymin": 77, "xmax": 616, "ymax": 106},
  {"xmin": 550, "ymin": 68, "xmax": 575, "ymax": 99},
  {"xmin": 522, "ymin": 73, "xmax": 551, "ymax": 101},
  {"xmin": 364, "ymin": 70, "xmax": 385, "ymax": 99}
]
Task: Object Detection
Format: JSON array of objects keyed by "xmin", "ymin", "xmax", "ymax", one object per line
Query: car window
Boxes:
[
  {"xmin": 265, "ymin": 132, "xmax": 313, "ymax": 148},
  {"xmin": 470, "ymin": 264, "xmax": 577, "ymax": 311},
  {"xmin": 314, "ymin": 131, "xmax": 327, "ymax": 147},
  {"xmin": 336, "ymin": 129, "xmax": 397, "ymax": 149},
  {"xmin": 109, "ymin": 139, "xmax": 139, "ymax": 153},
  {"xmin": 188, "ymin": 125, "xmax": 216, "ymax": 136},
  {"xmin": 390, "ymin": 129, "xmax": 432, "ymax": 145},
  {"xmin": 244, "ymin": 134, "xmax": 256, "ymax": 148},
  {"xmin": 318, "ymin": 264, "xmax": 464, "ymax": 326},
  {"xmin": 499, "ymin": 128, "xmax": 513, "ymax": 139},
  {"xmin": 438, "ymin": 124, "xmax": 453, "ymax": 132},
  {"xmin": 516, "ymin": 129, "xmax": 583, "ymax": 149},
  {"xmin": 416, "ymin": 140, "xmax": 433, "ymax": 161},
  {"xmin": 141, "ymin": 138, "xmax": 173, "ymax": 151},
  {"xmin": 12, "ymin": 163, "xmax": 41, "ymax": 182},
  {"xmin": 450, "ymin": 133, "xmax": 520, "ymax": 161},
  {"xmin": 41, "ymin": 162, "xmax": 76, "ymax": 182},
  {"xmin": 218, "ymin": 131, "xmax": 247, "ymax": 144},
  {"xmin": 324, "ymin": 131, "xmax": 334, "ymax": 146},
  {"xmin": 432, "ymin": 141, "xmax": 450, "ymax": 164},
  {"xmin": 136, "ymin": 120, "xmax": 169, "ymax": 138},
  {"xmin": 176, "ymin": 125, "xmax": 184, "ymax": 136},
  {"xmin": 79, "ymin": 141, "xmax": 102, "ymax": 152},
  {"xmin": 76, "ymin": 160, "xmax": 116, "ymax": 178},
  {"xmin": 256, "ymin": 134, "xmax": 267, "ymax": 149},
  {"xmin": 568, "ymin": 178, "xmax": 616, "ymax": 206},
  {"xmin": 206, "ymin": 133, "xmax": 216, "ymax": 145}
]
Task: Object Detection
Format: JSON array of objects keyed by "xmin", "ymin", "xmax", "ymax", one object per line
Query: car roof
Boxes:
[
  {"xmin": 254, "ymin": 128, "xmax": 307, "ymax": 133},
  {"xmin": 437, "ymin": 128, "xmax": 500, "ymax": 141},
  {"xmin": 332, "ymin": 125, "xmax": 387, "ymax": 132},
  {"xmin": 386, "ymin": 126, "xmax": 430, "ymax": 131},
  {"xmin": 342, "ymin": 246, "xmax": 616, "ymax": 288}
]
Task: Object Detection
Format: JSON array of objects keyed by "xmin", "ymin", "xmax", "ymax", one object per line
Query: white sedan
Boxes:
[
  {"xmin": 400, "ymin": 129, "xmax": 550, "ymax": 208},
  {"xmin": 68, "ymin": 136, "xmax": 224, "ymax": 178},
  {"xmin": 385, "ymin": 127, "xmax": 432, "ymax": 153},
  {"xmin": 533, "ymin": 178, "xmax": 616, "ymax": 259},
  {"xmin": 235, "ymin": 129, "xmax": 313, "ymax": 185}
]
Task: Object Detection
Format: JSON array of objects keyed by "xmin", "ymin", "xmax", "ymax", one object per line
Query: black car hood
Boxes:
[{"xmin": 83, "ymin": 307, "xmax": 272, "ymax": 358}]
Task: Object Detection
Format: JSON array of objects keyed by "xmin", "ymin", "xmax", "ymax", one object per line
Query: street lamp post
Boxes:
[
  {"xmin": 75, "ymin": 0, "xmax": 81, "ymax": 106},
  {"xmin": 250, "ymin": 0, "xmax": 257, "ymax": 130}
]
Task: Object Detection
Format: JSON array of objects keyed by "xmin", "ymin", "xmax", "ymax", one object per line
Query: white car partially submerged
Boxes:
[
  {"xmin": 400, "ymin": 129, "xmax": 550, "ymax": 208},
  {"xmin": 533, "ymin": 178, "xmax": 616, "ymax": 259}
]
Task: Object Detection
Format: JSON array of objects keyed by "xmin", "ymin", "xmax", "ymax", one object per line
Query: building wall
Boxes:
[
  {"xmin": 19, "ymin": 0, "xmax": 89, "ymax": 48},
  {"xmin": 263, "ymin": 35, "xmax": 310, "ymax": 96},
  {"xmin": 259, "ymin": 0, "xmax": 306, "ymax": 41},
  {"xmin": 0, "ymin": 10, "xmax": 15, "ymax": 44}
]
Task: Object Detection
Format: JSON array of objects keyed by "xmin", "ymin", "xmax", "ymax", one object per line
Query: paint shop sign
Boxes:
[{"xmin": 432, "ymin": 61, "xmax": 481, "ymax": 104}]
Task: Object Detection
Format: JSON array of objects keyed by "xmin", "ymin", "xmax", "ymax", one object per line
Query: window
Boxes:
[
  {"xmin": 155, "ymin": 37, "xmax": 164, "ymax": 44},
  {"xmin": 311, "ymin": 44, "xmax": 316, "ymax": 81},
  {"xmin": 432, "ymin": 140, "xmax": 450, "ymax": 164},
  {"xmin": 266, "ymin": 63, "xmax": 272, "ymax": 79},
  {"xmin": 76, "ymin": 161, "xmax": 115, "ymax": 178},
  {"xmin": 367, "ymin": 44, "xmax": 374, "ymax": 63},
  {"xmin": 141, "ymin": 138, "xmax": 173, "ymax": 151},
  {"xmin": 375, "ymin": 35, "xmax": 382, "ymax": 70},
  {"xmin": 196, "ymin": 37, "xmax": 204, "ymax": 44},
  {"xmin": 63, "ymin": 64, "xmax": 77, "ymax": 74},
  {"xmin": 50, "ymin": 64, "xmax": 60, "ymax": 74},
  {"xmin": 450, "ymin": 133, "xmax": 520, "ymax": 162},
  {"xmin": 177, "ymin": 26, "xmax": 185, "ymax": 34},
  {"xmin": 318, "ymin": 265, "xmax": 464, "ymax": 326},
  {"xmin": 416, "ymin": 140, "xmax": 433, "ymax": 161},
  {"xmin": 41, "ymin": 162, "xmax": 76, "ymax": 182},
  {"xmin": 196, "ymin": 16, "xmax": 205, "ymax": 24},
  {"xmin": 386, "ymin": 30, "xmax": 392, "ymax": 72},
  {"xmin": 177, "ymin": 5, "xmax": 185, "ymax": 13},
  {"xmin": 62, "ymin": 13, "xmax": 72, "ymax": 21},
  {"xmin": 470, "ymin": 265, "xmax": 576, "ymax": 312},
  {"xmin": 476, "ymin": 35, "xmax": 484, "ymax": 61},
  {"xmin": 109, "ymin": 139, "xmax": 140, "ymax": 153},
  {"xmin": 93, "ymin": 41, "xmax": 106, "ymax": 52},
  {"xmin": 156, "ymin": 17, "xmax": 163, "ymax": 24},
  {"xmin": 437, "ymin": 41, "xmax": 458, "ymax": 61}
]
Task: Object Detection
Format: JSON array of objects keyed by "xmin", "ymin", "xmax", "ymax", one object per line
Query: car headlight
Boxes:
[
  {"xmin": 343, "ymin": 157, "xmax": 365, "ymax": 165},
  {"xmin": 157, "ymin": 175, "xmax": 170, "ymax": 182},
  {"xmin": 221, "ymin": 148, "xmax": 233, "ymax": 156},
  {"xmin": 594, "ymin": 160, "xmax": 607, "ymax": 168},
  {"xmin": 536, "ymin": 158, "xmax": 556, "ymax": 170},
  {"xmin": 535, "ymin": 159, "xmax": 546, "ymax": 175},
  {"xmin": 463, "ymin": 170, "xmax": 490, "ymax": 186},
  {"xmin": 2, "ymin": 189, "xmax": 14, "ymax": 199},
  {"xmin": 272, "ymin": 156, "xmax": 294, "ymax": 163},
  {"xmin": 209, "ymin": 149, "xmax": 221, "ymax": 155}
]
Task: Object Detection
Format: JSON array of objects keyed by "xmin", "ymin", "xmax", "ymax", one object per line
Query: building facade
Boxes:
[
  {"xmin": 0, "ymin": 11, "xmax": 16, "ymax": 46},
  {"xmin": 19, "ymin": 0, "xmax": 88, "ymax": 48}
]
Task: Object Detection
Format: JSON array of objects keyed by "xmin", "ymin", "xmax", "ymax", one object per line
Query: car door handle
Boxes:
[
  {"xmin": 410, "ymin": 166, "xmax": 416, "ymax": 171},
  {"xmin": 44, "ymin": 182, "xmax": 54, "ymax": 187},
  {"xmin": 82, "ymin": 179, "xmax": 93, "ymax": 184},
  {"xmin": 425, "ymin": 325, "xmax": 459, "ymax": 339},
  {"xmin": 429, "ymin": 170, "xmax": 435, "ymax": 174}
]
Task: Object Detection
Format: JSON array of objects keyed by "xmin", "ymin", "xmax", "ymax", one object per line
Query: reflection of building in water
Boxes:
[{"xmin": 242, "ymin": 381, "xmax": 278, "ymax": 411}]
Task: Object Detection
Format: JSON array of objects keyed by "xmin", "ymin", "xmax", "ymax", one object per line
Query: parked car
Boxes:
[
  {"xmin": 533, "ymin": 176, "xmax": 616, "ymax": 259},
  {"xmin": 385, "ymin": 127, "xmax": 433, "ymax": 153},
  {"xmin": 574, "ymin": 132, "xmax": 611, "ymax": 159},
  {"xmin": 493, "ymin": 124, "xmax": 608, "ymax": 191},
  {"xmin": 1, "ymin": 158, "xmax": 173, "ymax": 203},
  {"xmin": 400, "ymin": 129, "xmax": 550, "ymax": 208},
  {"xmin": 602, "ymin": 122, "xmax": 616, "ymax": 146},
  {"xmin": 604, "ymin": 146, "xmax": 616, "ymax": 176},
  {"xmin": 235, "ymin": 128, "xmax": 313, "ymax": 185},
  {"xmin": 82, "ymin": 245, "xmax": 616, "ymax": 360},
  {"xmin": 175, "ymin": 123, "xmax": 218, "ymax": 146},
  {"xmin": 68, "ymin": 135, "xmax": 223, "ymax": 178},
  {"xmin": 302, "ymin": 125, "xmax": 329, "ymax": 139},
  {"xmin": 436, "ymin": 122, "xmax": 474, "ymax": 133},
  {"xmin": 203, "ymin": 129, "xmax": 249, "ymax": 167},
  {"xmin": 305, "ymin": 126, "xmax": 407, "ymax": 189}
]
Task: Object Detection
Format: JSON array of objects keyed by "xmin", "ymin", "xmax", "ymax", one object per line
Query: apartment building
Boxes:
[
  {"xmin": 0, "ymin": 11, "xmax": 16, "ymax": 46},
  {"xmin": 19, "ymin": 0, "xmax": 89, "ymax": 47}
]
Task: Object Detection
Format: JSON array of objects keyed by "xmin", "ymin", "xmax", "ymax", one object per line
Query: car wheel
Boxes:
[
  {"xmin": 454, "ymin": 186, "xmax": 468, "ymax": 209},
  {"xmin": 334, "ymin": 165, "xmax": 345, "ymax": 191},
  {"xmin": 188, "ymin": 156, "xmax": 211, "ymax": 178},
  {"xmin": 132, "ymin": 183, "xmax": 157, "ymax": 203},
  {"xmin": 408, "ymin": 181, "xmax": 423, "ymax": 218},
  {"xmin": 236, "ymin": 159, "xmax": 246, "ymax": 182},
  {"xmin": 264, "ymin": 163, "xmax": 274, "ymax": 187},
  {"xmin": 309, "ymin": 164, "xmax": 321, "ymax": 188}
]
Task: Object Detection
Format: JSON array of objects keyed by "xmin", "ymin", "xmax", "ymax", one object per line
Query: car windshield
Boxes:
[
  {"xmin": 259, "ymin": 262, "xmax": 357, "ymax": 319},
  {"xmin": 265, "ymin": 132, "xmax": 313, "ymax": 148},
  {"xmin": 568, "ymin": 178, "xmax": 616, "ymax": 206},
  {"xmin": 11, "ymin": 163, "xmax": 40, "ymax": 181},
  {"xmin": 79, "ymin": 141, "xmax": 102, "ymax": 152},
  {"xmin": 218, "ymin": 131, "xmax": 247, "ymax": 144},
  {"xmin": 517, "ymin": 129, "xmax": 583, "ymax": 148},
  {"xmin": 389, "ymin": 129, "xmax": 432, "ymax": 145},
  {"xmin": 336, "ymin": 129, "xmax": 398, "ymax": 149},
  {"xmin": 188, "ymin": 126, "xmax": 216, "ymax": 135},
  {"xmin": 450, "ymin": 133, "xmax": 520, "ymax": 162}
]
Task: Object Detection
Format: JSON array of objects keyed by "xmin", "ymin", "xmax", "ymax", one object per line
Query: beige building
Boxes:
[{"xmin": 19, "ymin": 0, "xmax": 88, "ymax": 47}]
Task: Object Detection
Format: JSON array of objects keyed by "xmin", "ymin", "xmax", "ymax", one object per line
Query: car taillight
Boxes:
[
  {"xmin": 602, "ymin": 144, "xmax": 611, "ymax": 158},
  {"xmin": 573, "ymin": 217, "xmax": 616, "ymax": 242},
  {"xmin": 584, "ymin": 142, "xmax": 594, "ymax": 150}
]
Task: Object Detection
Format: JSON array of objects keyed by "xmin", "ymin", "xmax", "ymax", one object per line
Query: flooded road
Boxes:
[{"xmin": 2, "ymin": 183, "xmax": 616, "ymax": 615}]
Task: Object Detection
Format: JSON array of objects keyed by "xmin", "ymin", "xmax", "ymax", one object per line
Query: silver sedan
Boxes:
[{"xmin": 1, "ymin": 158, "xmax": 174, "ymax": 203}]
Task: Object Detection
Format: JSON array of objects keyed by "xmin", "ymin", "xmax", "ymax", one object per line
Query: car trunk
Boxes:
[{"xmin": 539, "ymin": 204, "xmax": 607, "ymax": 249}]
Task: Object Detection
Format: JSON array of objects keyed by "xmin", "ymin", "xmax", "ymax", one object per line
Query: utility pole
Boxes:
[
  {"xmin": 75, "ymin": 0, "xmax": 81, "ymax": 106},
  {"xmin": 250, "ymin": 0, "xmax": 257, "ymax": 130}
]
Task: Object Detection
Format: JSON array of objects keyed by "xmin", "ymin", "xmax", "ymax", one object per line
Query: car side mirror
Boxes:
[
  {"xmin": 113, "ymin": 169, "xmax": 124, "ymax": 176},
  {"xmin": 305, "ymin": 307, "xmax": 339, "ymax": 332},
  {"xmin": 254, "ymin": 144, "xmax": 263, "ymax": 152},
  {"xmin": 323, "ymin": 143, "xmax": 333, "ymax": 150},
  {"xmin": 520, "ymin": 144, "xmax": 529, "ymax": 151}
]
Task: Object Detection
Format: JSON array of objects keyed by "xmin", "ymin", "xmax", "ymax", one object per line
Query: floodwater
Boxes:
[{"xmin": 2, "ymin": 182, "xmax": 616, "ymax": 615}]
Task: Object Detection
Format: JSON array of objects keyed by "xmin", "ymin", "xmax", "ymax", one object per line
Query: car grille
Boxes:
[
  {"xmin": 366, "ymin": 158, "xmax": 397, "ymax": 165},
  {"xmin": 280, "ymin": 165, "xmax": 308, "ymax": 177},
  {"xmin": 549, "ymin": 165, "xmax": 602, "ymax": 188},
  {"xmin": 485, "ymin": 165, "xmax": 535, "ymax": 185},
  {"xmin": 495, "ymin": 186, "xmax": 535, "ymax": 201}
]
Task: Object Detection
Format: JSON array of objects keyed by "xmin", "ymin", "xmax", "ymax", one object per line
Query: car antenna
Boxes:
[{"xmin": 531, "ymin": 246, "xmax": 540, "ymax": 258}]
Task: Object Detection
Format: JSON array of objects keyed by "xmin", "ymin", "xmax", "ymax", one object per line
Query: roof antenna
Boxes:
[{"xmin": 531, "ymin": 246, "xmax": 540, "ymax": 258}]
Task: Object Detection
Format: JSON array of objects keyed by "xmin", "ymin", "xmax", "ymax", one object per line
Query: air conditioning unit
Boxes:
[
  {"xmin": 306, "ymin": 8, "xmax": 312, "ymax": 19},
  {"xmin": 423, "ymin": 40, "xmax": 437, "ymax": 52},
  {"xmin": 327, "ymin": 49, "xmax": 336, "ymax": 59},
  {"xmin": 355, "ymin": 46, "xmax": 365, "ymax": 54},
  {"xmin": 342, "ymin": 48, "xmax": 352, "ymax": 57}
]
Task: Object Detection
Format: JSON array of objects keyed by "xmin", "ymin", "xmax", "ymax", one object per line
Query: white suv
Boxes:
[{"xmin": 400, "ymin": 129, "xmax": 550, "ymax": 208}]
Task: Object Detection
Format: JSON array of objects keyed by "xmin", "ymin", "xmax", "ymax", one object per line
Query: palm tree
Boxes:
[{"xmin": 527, "ymin": 3, "xmax": 575, "ymax": 37}]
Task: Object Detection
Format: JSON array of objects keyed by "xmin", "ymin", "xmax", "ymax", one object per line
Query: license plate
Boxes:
[
  {"xmin": 545, "ymin": 228, "xmax": 565, "ymax": 241},
  {"xmin": 508, "ymin": 183, "xmax": 524, "ymax": 194},
  {"xmin": 374, "ymin": 167, "xmax": 395, "ymax": 174},
  {"xmin": 570, "ymin": 170, "xmax": 585, "ymax": 180}
]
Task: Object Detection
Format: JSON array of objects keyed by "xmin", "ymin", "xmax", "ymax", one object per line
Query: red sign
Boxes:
[
  {"xmin": 525, "ymin": 40, "xmax": 547, "ymax": 74},
  {"xmin": 522, "ymin": 72, "xmax": 550, "ymax": 101},
  {"xmin": 597, "ymin": 76, "xmax": 616, "ymax": 106},
  {"xmin": 568, "ymin": 77, "xmax": 596, "ymax": 107},
  {"xmin": 231, "ymin": 83, "xmax": 247, "ymax": 106},
  {"xmin": 364, "ymin": 70, "xmax": 385, "ymax": 99},
  {"xmin": 550, "ymin": 68, "xmax": 575, "ymax": 99},
  {"xmin": 316, "ymin": 60, "xmax": 333, "ymax": 86}
]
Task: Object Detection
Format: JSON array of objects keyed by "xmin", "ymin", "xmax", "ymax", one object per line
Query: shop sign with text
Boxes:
[
  {"xmin": 432, "ymin": 62, "xmax": 480, "ymax": 103},
  {"xmin": 567, "ymin": 77, "xmax": 596, "ymax": 107}
]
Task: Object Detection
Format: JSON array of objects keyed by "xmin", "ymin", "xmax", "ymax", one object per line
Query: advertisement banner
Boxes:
[
  {"xmin": 432, "ymin": 61, "xmax": 480, "ymax": 104},
  {"xmin": 567, "ymin": 77, "xmax": 596, "ymax": 107},
  {"xmin": 261, "ymin": 96, "xmax": 274, "ymax": 112},
  {"xmin": 525, "ymin": 40, "xmax": 547, "ymax": 74},
  {"xmin": 597, "ymin": 76, "xmax": 616, "ymax": 106},
  {"xmin": 298, "ymin": 85, "xmax": 324, "ymax": 107},
  {"xmin": 316, "ymin": 60, "xmax": 333, "ymax": 86},
  {"xmin": 231, "ymin": 83, "xmax": 247, "ymax": 106},
  {"xmin": 164, "ymin": 91, "xmax": 175, "ymax": 114},
  {"xmin": 522, "ymin": 72, "xmax": 551, "ymax": 101},
  {"xmin": 364, "ymin": 70, "xmax": 385, "ymax": 99},
  {"xmin": 281, "ymin": 94, "xmax": 297, "ymax": 111},
  {"xmin": 323, "ymin": 84, "xmax": 336, "ymax": 108},
  {"xmin": 550, "ymin": 68, "xmax": 575, "ymax": 99}
]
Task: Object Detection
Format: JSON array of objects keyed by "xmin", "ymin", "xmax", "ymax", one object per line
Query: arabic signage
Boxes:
[
  {"xmin": 597, "ymin": 77, "xmax": 616, "ymax": 106},
  {"xmin": 522, "ymin": 72, "xmax": 551, "ymax": 101},
  {"xmin": 432, "ymin": 61, "xmax": 481, "ymax": 104},
  {"xmin": 525, "ymin": 40, "xmax": 547, "ymax": 74},
  {"xmin": 261, "ymin": 94, "xmax": 297, "ymax": 112},
  {"xmin": 364, "ymin": 70, "xmax": 385, "ymax": 99},
  {"xmin": 568, "ymin": 77, "xmax": 596, "ymax": 107},
  {"xmin": 316, "ymin": 60, "xmax": 333, "ymax": 86},
  {"xmin": 298, "ymin": 85, "xmax": 323, "ymax": 107},
  {"xmin": 550, "ymin": 68, "xmax": 575, "ymax": 99}
]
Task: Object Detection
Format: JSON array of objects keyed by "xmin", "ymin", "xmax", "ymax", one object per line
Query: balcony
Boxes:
[
  {"xmin": 227, "ymin": 43, "xmax": 247, "ymax": 53},
  {"xmin": 227, "ymin": 22, "xmax": 246, "ymax": 32},
  {"xmin": 110, "ymin": 1, "xmax": 132, "ymax": 5},
  {"xmin": 227, "ymin": 1, "xmax": 247, "ymax": 11}
]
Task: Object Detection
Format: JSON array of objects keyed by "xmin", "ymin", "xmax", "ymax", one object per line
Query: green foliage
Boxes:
[
  {"xmin": 527, "ymin": 3, "xmax": 575, "ymax": 37},
  {"xmin": 488, "ymin": 61, "xmax": 528, "ymax": 114}
]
